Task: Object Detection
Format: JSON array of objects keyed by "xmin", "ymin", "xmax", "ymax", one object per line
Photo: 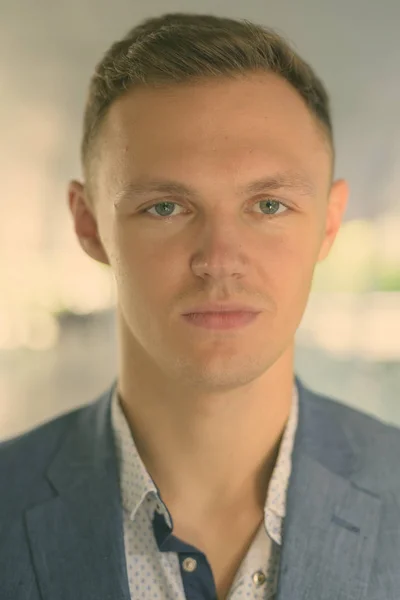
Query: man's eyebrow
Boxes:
[{"xmin": 114, "ymin": 169, "xmax": 316, "ymax": 204}]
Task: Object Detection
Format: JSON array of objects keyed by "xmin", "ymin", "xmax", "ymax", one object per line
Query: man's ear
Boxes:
[
  {"xmin": 67, "ymin": 180, "xmax": 110, "ymax": 266},
  {"xmin": 317, "ymin": 178, "xmax": 349, "ymax": 263}
]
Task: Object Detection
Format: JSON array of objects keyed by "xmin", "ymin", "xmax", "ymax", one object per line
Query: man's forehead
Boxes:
[
  {"xmin": 114, "ymin": 168, "xmax": 318, "ymax": 206},
  {"xmin": 96, "ymin": 79, "xmax": 332, "ymax": 193}
]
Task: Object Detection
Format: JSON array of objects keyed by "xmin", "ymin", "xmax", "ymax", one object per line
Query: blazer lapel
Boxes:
[
  {"xmin": 25, "ymin": 382, "xmax": 131, "ymax": 600},
  {"xmin": 276, "ymin": 377, "xmax": 382, "ymax": 599},
  {"xmin": 23, "ymin": 376, "xmax": 383, "ymax": 600}
]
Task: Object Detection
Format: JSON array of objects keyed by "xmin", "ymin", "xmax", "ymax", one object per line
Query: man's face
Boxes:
[{"xmin": 70, "ymin": 72, "xmax": 348, "ymax": 391}]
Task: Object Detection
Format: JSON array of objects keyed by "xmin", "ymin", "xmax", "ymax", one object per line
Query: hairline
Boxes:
[{"xmin": 84, "ymin": 79, "xmax": 334, "ymax": 207}]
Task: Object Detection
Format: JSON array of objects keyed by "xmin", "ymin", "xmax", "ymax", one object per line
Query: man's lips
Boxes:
[
  {"xmin": 182, "ymin": 303, "xmax": 262, "ymax": 315},
  {"xmin": 181, "ymin": 311, "xmax": 261, "ymax": 329}
]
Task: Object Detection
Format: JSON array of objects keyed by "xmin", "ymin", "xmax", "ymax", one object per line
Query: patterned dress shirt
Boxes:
[{"xmin": 111, "ymin": 380, "xmax": 299, "ymax": 599}]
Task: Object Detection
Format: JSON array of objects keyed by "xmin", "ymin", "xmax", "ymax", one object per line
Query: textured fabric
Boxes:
[
  {"xmin": 2, "ymin": 374, "xmax": 400, "ymax": 599},
  {"xmin": 111, "ymin": 381, "xmax": 299, "ymax": 599}
]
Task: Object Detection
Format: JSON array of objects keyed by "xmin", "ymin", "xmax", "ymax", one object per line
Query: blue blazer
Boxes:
[{"xmin": 1, "ymin": 375, "xmax": 399, "ymax": 599}]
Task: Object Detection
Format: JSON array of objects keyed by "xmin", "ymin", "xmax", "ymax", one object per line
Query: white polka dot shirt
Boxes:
[{"xmin": 111, "ymin": 381, "xmax": 299, "ymax": 599}]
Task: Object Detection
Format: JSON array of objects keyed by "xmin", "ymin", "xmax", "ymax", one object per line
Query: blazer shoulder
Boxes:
[
  {"xmin": 305, "ymin": 382, "xmax": 400, "ymax": 437},
  {"xmin": 307, "ymin": 385, "xmax": 400, "ymax": 481},
  {"xmin": 0, "ymin": 403, "xmax": 87, "ymax": 456},
  {"xmin": 0, "ymin": 401, "xmax": 93, "ymax": 518}
]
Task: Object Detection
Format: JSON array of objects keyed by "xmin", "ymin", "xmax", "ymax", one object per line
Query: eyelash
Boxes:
[{"xmin": 139, "ymin": 199, "xmax": 291, "ymax": 220}]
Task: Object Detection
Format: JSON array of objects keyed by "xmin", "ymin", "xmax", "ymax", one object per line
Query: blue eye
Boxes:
[
  {"xmin": 141, "ymin": 199, "xmax": 290, "ymax": 219},
  {"xmin": 142, "ymin": 202, "xmax": 180, "ymax": 218},
  {"xmin": 257, "ymin": 199, "xmax": 289, "ymax": 216}
]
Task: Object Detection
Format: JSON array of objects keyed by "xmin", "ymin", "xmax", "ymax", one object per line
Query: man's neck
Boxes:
[{"xmin": 117, "ymin": 365, "xmax": 294, "ymax": 514}]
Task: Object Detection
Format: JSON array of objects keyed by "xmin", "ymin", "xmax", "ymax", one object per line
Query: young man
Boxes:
[{"xmin": 1, "ymin": 12, "xmax": 399, "ymax": 600}]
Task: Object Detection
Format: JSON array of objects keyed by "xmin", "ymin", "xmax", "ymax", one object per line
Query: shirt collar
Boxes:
[{"xmin": 111, "ymin": 380, "xmax": 299, "ymax": 545}]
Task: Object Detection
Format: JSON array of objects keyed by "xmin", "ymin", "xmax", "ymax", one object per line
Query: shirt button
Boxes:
[
  {"xmin": 182, "ymin": 557, "xmax": 197, "ymax": 572},
  {"xmin": 252, "ymin": 570, "xmax": 266, "ymax": 587}
]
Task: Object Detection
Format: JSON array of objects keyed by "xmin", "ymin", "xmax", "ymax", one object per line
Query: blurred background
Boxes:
[{"xmin": 1, "ymin": 0, "xmax": 400, "ymax": 441}]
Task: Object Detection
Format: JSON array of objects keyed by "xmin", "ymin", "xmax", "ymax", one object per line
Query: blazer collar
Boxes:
[{"xmin": 24, "ymin": 376, "xmax": 382, "ymax": 600}]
